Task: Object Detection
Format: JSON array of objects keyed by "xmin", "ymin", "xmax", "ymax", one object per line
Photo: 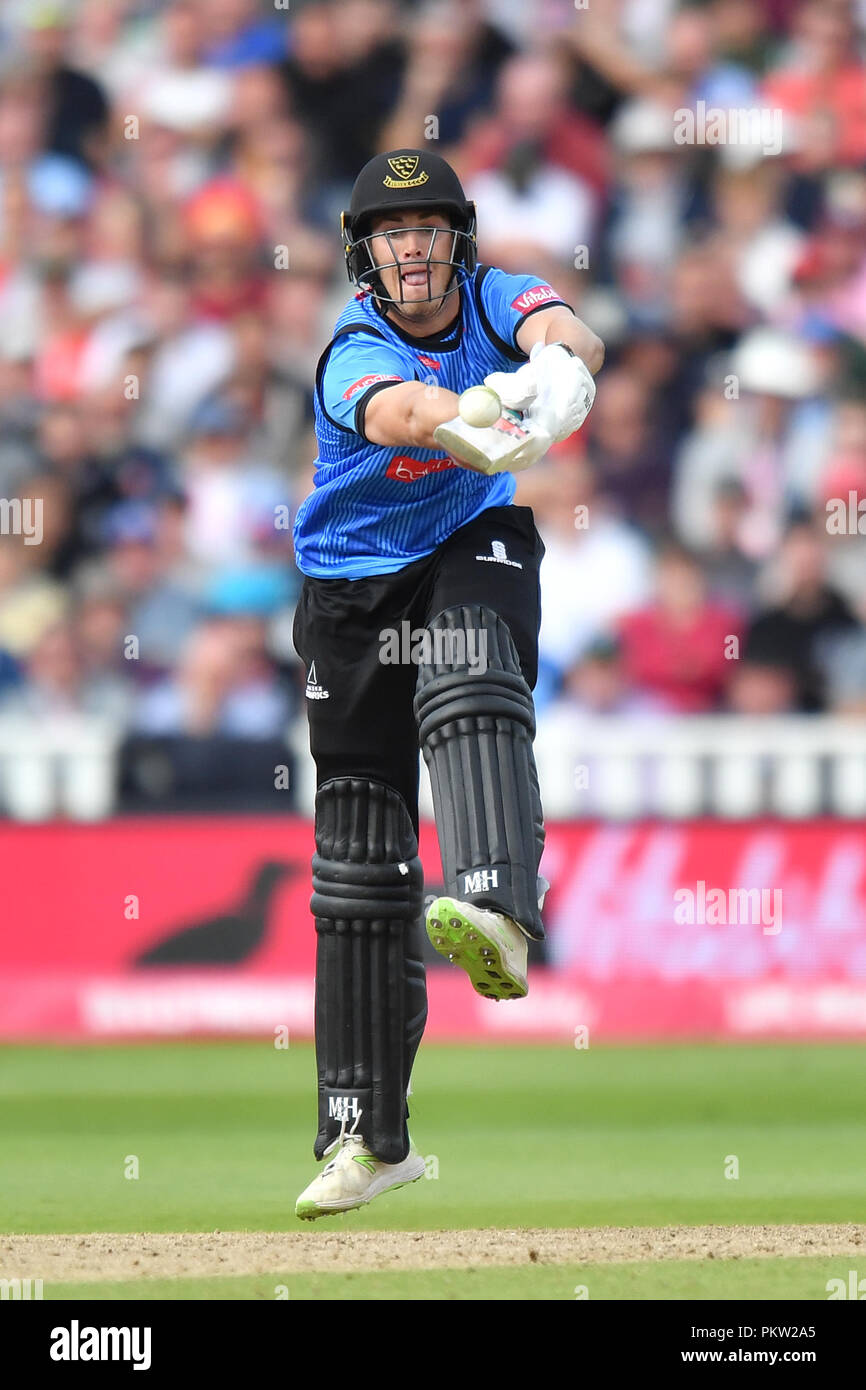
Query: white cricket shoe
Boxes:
[
  {"xmin": 425, "ymin": 896, "xmax": 528, "ymax": 1000},
  {"xmin": 295, "ymin": 1111, "xmax": 425, "ymax": 1221}
]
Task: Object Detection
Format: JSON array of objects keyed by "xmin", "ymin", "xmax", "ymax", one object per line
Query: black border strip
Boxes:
[
  {"xmin": 511, "ymin": 298, "xmax": 574, "ymax": 351},
  {"xmin": 473, "ymin": 265, "xmax": 526, "ymax": 363},
  {"xmin": 314, "ymin": 321, "xmax": 390, "ymax": 435},
  {"xmin": 354, "ymin": 377, "xmax": 405, "ymax": 440}
]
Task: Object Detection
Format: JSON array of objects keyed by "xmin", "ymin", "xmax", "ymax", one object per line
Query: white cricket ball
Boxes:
[{"xmin": 458, "ymin": 385, "xmax": 501, "ymax": 428}]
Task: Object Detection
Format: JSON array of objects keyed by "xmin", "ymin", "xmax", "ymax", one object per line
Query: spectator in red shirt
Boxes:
[
  {"xmin": 762, "ymin": 0, "xmax": 866, "ymax": 168},
  {"xmin": 618, "ymin": 541, "xmax": 743, "ymax": 711}
]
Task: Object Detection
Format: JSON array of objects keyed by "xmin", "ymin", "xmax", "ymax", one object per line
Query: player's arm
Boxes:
[
  {"xmin": 481, "ymin": 276, "xmax": 604, "ymax": 445},
  {"xmin": 364, "ymin": 381, "xmax": 461, "ymax": 450},
  {"xmin": 515, "ymin": 305, "xmax": 605, "ymax": 375},
  {"xmin": 320, "ymin": 334, "xmax": 462, "ymax": 450},
  {"xmin": 368, "ymin": 296, "xmax": 605, "ymax": 465}
]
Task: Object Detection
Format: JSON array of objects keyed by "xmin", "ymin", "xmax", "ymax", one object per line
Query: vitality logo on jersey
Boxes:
[
  {"xmin": 475, "ymin": 539, "xmax": 523, "ymax": 569},
  {"xmin": 511, "ymin": 284, "xmax": 558, "ymax": 314},
  {"xmin": 305, "ymin": 661, "xmax": 330, "ymax": 700},
  {"xmin": 383, "ymin": 155, "xmax": 429, "ymax": 189}
]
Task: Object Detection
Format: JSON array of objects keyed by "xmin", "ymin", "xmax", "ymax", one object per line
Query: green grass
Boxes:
[
  {"xmin": 1, "ymin": 1041, "xmax": 864, "ymax": 1233},
  {"xmin": 38, "ymin": 1256, "xmax": 855, "ymax": 1301},
  {"xmin": 1, "ymin": 1041, "xmax": 864, "ymax": 1298}
]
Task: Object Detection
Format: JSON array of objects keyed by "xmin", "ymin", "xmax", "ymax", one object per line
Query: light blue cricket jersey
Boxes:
[{"xmin": 292, "ymin": 265, "xmax": 570, "ymax": 578}]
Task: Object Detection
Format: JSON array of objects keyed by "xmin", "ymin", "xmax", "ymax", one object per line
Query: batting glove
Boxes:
[
  {"xmin": 483, "ymin": 360, "xmax": 538, "ymax": 412},
  {"xmin": 529, "ymin": 341, "xmax": 596, "ymax": 442}
]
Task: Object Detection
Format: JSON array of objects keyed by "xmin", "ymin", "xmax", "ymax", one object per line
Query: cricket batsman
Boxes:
[{"xmin": 292, "ymin": 148, "xmax": 603, "ymax": 1218}]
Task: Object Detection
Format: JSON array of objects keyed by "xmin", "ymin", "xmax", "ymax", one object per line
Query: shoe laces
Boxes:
[{"xmin": 322, "ymin": 1107, "xmax": 365, "ymax": 1169}]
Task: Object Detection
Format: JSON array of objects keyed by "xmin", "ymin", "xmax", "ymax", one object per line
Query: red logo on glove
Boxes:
[
  {"xmin": 492, "ymin": 414, "xmax": 529, "ymax": 439},
  {"xmin": 386, "ymin": 454, "xmax": 457, "ymax": 482},
  {"xmin": 511, "ymin": 285, "xmax": 559, "ymax": 314}
]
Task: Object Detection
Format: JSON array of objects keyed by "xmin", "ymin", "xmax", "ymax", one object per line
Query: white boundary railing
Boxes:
[
  {"xmin": 530, "ymin": 715, "xmax": 866, "ymax": 820},
  {"xmin": 0, "ymin": 713, "xmax": 864, "ymax": 822},
  {"xmin": 287, "ymin": 713, "xmax": 866, "ymax": 823},
  {"xmin": 0, "ymin": 716, "xmax": 122, "ymax": 822}
]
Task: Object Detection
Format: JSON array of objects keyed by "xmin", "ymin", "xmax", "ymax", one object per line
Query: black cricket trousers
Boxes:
[{"xmin": 292, "ymin": 504, "xmax": 544, "ymax": 830}]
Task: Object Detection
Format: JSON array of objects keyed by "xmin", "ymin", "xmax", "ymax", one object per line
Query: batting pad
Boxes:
[
  {"xmin": 311, "ymin": 778, "xmax": 426, "ymax": 1164},
  {"xmin": 414, "ymin": 605, "xmax": 546, "ymax": 940}
]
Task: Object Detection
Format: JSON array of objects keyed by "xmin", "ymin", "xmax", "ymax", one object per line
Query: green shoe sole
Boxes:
[
  {"xmin": 425, "ymin": 896, "xmax": 527, "ymax": 1001},
  {"xmin": 295, "ymin": 1170, "xmax": 423, "ymax": 1221}
]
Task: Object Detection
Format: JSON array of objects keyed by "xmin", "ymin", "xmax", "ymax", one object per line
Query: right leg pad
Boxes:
[{"xmin": 311, "ymin": 777, "xmax": 426, "ymax": 1164}]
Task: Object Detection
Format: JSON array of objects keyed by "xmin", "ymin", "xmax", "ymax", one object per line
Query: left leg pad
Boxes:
[{"xmin": 414, "ymin": 605, "xmax": 546, "ymax": 939}]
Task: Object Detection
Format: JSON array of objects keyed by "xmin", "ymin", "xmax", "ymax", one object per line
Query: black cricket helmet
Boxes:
[{"xmin": 341, "ymin": 149, "xmax": 477, "ymax": 306}]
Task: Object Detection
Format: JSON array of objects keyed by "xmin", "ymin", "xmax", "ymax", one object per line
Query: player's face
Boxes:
[{"xmin": 367, "ymin": 209, "xmax": 457, "ymax": 319}]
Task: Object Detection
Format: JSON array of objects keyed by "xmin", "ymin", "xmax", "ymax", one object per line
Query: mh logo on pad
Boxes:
[
  {"xmin": 329, "ymin": 1096, "xmax": 360, "ymax": 1121},
  {"xmin": 464, "ymin": 869, "xmax": 499, "ymax": 894}
]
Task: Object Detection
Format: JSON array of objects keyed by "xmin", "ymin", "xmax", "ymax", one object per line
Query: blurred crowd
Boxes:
[{"xmin": 0, "ymin": 0, "xmax": 865, "ymax": 806}]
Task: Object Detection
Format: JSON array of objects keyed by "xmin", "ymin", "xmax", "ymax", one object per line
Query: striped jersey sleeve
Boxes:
[
  {"xmin": 319, "ymin": 333, "xmax": 407, "ymax": 437},
  {"xmin": 477, "ymin": 267, "xmax": 573, "ymax": 357}
]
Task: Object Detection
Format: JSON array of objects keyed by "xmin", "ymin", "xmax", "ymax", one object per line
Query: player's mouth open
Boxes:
[{"xmin": 401, "ymin": 269, "xmax": 428, "ymax": 286}]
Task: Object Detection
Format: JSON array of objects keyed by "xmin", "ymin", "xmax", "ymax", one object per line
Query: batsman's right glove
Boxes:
[{"xmin": 485, "ymin": 341, "xmax": 596, "ymax": 443}]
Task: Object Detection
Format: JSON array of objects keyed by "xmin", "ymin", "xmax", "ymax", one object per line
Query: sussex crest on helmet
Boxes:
[{"xmin": 384, "ymin": 155, "xmax": 429, "ymax": 188}]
